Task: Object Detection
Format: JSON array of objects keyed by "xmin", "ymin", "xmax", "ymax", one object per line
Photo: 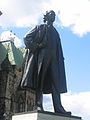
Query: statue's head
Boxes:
[{"xmin": 43, "ymin": 10, "xmax": 56, "ymax": 23}]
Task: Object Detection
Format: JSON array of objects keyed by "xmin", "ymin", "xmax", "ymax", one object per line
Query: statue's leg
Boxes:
[
  {"xmin": 36, "ymin": 89, "xmax": 44, "ymax": 111},
  {"xmin": 51, "ymin": 84, "xmax": 71, "ymax": 115}
]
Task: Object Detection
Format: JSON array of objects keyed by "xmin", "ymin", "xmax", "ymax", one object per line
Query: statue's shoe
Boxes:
[
  {"xmin": 57, "ymin": 111, "xmax": 71, "ymax": 116},
  {"xmin": 55, "ymin": 105, "xmax": 71, "ymax": 116},
  {"xmin": 37, "ymin": 106, "xmax": 44, "ymax": 111}
]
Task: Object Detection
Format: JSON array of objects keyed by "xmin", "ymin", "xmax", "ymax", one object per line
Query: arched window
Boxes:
[{"xmin": 10, "ymin": 94, "xmax": 15, "ymax": 113}]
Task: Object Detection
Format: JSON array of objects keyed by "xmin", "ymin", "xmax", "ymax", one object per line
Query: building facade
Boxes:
[{"xmin": 0, "ymin": 41, "xmax": 36, "ymax": 120}]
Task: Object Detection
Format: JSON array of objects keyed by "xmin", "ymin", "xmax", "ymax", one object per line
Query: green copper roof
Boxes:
[
  {"xmin": 0, "ymin": 42, "xmax": 26, "ymax": 68},
  {"xmin": 0, "ymin": 43, "xmax": 7, "ymax": 64}
]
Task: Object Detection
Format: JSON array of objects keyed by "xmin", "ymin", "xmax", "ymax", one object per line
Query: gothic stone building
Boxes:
[{"xmin": 0, "ymin": 41, "xmax": 36, "ymax": 120}]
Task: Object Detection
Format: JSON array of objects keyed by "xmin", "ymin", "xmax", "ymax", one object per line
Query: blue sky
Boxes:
[
  {"xmin": 59, "ymin": 27, "xmax": 90, "ymax": 92},
  {"xmin": 0, "ymin": 0, "xmax": 90, "ymax": 119}
]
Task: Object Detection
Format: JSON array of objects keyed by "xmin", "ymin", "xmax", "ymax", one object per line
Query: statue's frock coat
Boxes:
[{"xmin": 20, "ymin": 24, "xmax": 67, "ymax": 94}]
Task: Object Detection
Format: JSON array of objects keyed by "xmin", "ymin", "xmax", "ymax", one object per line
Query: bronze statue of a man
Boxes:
[{"xmin": 20, "ymin": 10, "xmax": 71, "ymax": 115}]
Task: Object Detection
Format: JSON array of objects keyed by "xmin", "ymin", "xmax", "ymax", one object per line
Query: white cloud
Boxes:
[
  {"xmin": 0, "ymin": 0, "xmax": 90, "ymax": 36},
  {"xmin": 0, "ymin": 31, "xmax": 24, "ymax": 48},
  {"xmin": 43, "ymin": 92, "xmax": 90, "ymax": 120},
  {"xmin": 0, "ymin": 31, "xmax": 15, "ymax": 42}
]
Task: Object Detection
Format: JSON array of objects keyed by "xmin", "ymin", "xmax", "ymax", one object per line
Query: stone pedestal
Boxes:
[{"xmin": 12, "ymin": 110, "xmax": 82, "ymax": 120}]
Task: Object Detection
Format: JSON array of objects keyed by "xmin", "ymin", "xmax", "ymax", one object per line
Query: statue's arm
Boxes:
[
  {"xmin": 24, "ymin": 26, "xmax": 39, "ymax": 52},
  {"xmin": 24, "ymin": 25, "xmax": 47, "ymax": 52},
  {"xmin": 37, "ymin": 25, "xmax": 47, "ymax": 49}
]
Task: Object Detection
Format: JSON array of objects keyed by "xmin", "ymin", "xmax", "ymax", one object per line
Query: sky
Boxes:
[{"xmin": 0, "ymin": 0, "xmax": 90, "ymax": 120}]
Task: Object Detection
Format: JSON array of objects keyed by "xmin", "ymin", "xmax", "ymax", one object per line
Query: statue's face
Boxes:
[{"xmin": 44, "ymin": 10, "xmax": 55, "ymax": 23}]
